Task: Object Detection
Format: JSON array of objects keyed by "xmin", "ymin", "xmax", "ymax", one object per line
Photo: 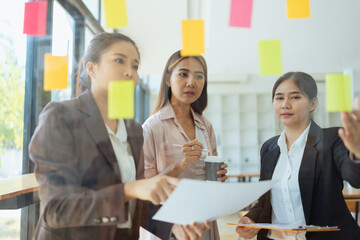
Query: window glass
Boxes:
[
  {"xmin": 0, "ymin": 0, "xmax": 26, "ymax": 178},
  {"xmin": 0, "ymin": 1, "xmax": 26, "ymax": 239},
  {"xmin": 83, "ymin": 0, "xmax": 100, "ymax": 20},
  {"xmin": 50, "ymin": 1, "xmax": 74, "ymax": 101},
  {"xmin": 85, "ymin": 27, "xmax": 95, "ymax": 51}
]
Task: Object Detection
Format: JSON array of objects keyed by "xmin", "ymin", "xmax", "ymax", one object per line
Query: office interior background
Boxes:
[{"xmin": 0, "ymin": 0, "xmax": 359, "ymax": 239}]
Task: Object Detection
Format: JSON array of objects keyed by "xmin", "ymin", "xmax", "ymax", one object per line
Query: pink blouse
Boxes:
[{"xmin": 142, "ymin": 102, "xmax": 218, "ymax": 179}]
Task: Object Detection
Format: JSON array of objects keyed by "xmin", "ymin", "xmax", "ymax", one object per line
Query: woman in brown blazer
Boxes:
[{"xmin": 29, "ymin": 32, "xmax": 179, "ymax": 240}]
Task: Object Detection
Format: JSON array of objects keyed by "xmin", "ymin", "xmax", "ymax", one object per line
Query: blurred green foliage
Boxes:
[{"xmin": 0, "ymin": 31, "xmax": 25, "ymax": 156}]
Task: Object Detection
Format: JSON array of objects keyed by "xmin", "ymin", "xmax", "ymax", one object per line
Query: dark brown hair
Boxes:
[
  {"xmin": 272, "ymin": 72, "xmax": 318, "ymax": 101},
  {"xmin": 272, "ymin": 72, "xmax": 318, "ymax": 119},
  {"xmin": 152, "ymin": 51, "xmax": 208, "ymax": 114},
  {"xmin": 76, "ymin": 32, "xmax": 139, "ymax": 96}
]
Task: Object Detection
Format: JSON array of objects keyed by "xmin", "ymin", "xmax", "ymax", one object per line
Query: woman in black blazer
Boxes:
[
  {"xmin": 236, "ymin": 72, "xmax": 360, "ymax": 240},
  {"xmin": 29, "ymin": 32, "xmax": 180, "ymax": 240}
]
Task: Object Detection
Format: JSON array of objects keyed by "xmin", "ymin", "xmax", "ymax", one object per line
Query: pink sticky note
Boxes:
[
  {"xmin": 23, "ymin": 1, "xmax": 48, "ymax": 36},
  {"xmin": 229, "ymin": 0, "xmax": 253, "ymax": 28}
]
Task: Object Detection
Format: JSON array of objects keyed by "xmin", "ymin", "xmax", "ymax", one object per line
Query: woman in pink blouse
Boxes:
[{"xmin": 143, "ymin": 51, "xmax": 227, "ymax": 240}]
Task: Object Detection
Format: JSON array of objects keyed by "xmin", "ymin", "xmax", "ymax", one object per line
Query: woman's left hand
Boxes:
[
  {"xmin": 201, "ymin": 163, "xmax": 228, "ymax": 182},
  {"xmin": 339, "ymin": 97, "xmax": 360, "ymax": 159},
  {"xmin": 217, "ymin": 163, "xmax": 228, "ymax": 182}
]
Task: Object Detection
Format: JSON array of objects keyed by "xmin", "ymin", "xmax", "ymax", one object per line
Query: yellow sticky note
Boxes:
[
  {"xmin": 104, "ymin": 0, "xmax": 128, "ymax": 28},
  {"xmin": 181, "ymin": 19, "xmax": 205, "ymax": 56},
  {"xmin": 108, "ymin": 80, "xmax": 134, "ymax": 119},
  {"xmin": 258, "ymin": 40, "xmax": 282, "ymax": 75},
  {"xmin": 287, "ymin": 0, "xmax": 311, "ymax": 19},
  {"xmin": 326, "ymin": 74, "xmax": 352, "ymax": 112},
  {"xmin": 44, "ymin": 54, "xmax": 68, "ymax": 91}
]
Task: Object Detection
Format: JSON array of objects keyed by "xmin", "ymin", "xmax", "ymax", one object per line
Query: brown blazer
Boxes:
[{"xmin": 29, "ymin": 91, "xmax": 148, "ymax": 240}]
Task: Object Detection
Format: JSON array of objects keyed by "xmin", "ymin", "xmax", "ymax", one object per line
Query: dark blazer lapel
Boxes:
[
  {"xmin": 77, "ymin": 91, "xmax": 121, "ymax": 177},
  {"xmin": 299, "ymin": 121, "xmax": 321, "ymax": 224},
  {"xmin": 262, "ymin": 139, "xmax": 281, "ymax": 180}
]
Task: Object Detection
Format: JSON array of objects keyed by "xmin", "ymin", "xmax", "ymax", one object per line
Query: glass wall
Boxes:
[
  {"xmin": 50, "ymin": 1, "xmax": 74, "ymax": 101},
  {"xmin": 0, "ymin": 0, "xmax": 27, "ymax": 238},
  {"xmin": 0, "ymin": 1, "xmax": 102, "ymax": 239}
]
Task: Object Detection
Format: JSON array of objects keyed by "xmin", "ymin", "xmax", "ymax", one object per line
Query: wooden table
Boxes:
[
  {"xmin": 343, "ymin": 186, "xmax": 360, "ymax": 199},
  {"xmin": 0, "ymin": 173, "xmax": 40, "ymax": 209},
  {"xmin": 227, "ymin": 173, "xmax": 260, "ymax": 182},
  {"xmin": 343, "ymin": 186, "xmax": 360, "ymax": 222}
]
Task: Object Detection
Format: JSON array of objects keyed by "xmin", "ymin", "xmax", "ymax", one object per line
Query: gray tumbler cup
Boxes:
[{"xmin": 205, "ymin": 156, "xmax": 224, "ymax": 181}]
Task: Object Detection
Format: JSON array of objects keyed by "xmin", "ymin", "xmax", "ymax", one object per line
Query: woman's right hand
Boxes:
[
  {"xmin": 171, "ymin": 221, "xmax": 210, "ymax": 240},
  {"xmin": 124, "ymin": 175, "xmax": 180, "ymax": 205},
  {"xmin": 339, "ymin": 97, "xmax": 360, "ymax": 159},
  {"xmin": 181, "ymin": 139, "xmax": 204, "ymax": 170},
  {"xmin": 236, "ymin": 216, "xmax": 259, "ymax": 239}
]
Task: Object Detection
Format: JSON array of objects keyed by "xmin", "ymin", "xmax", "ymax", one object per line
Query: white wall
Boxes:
[
  {"xmin": 101, "ymin": 0, "xmax": 188, "ymax": 75},
  {"xmin": 101, "ymin": 0, "xmax": 360, "ymax": 91},
  {"xmin": 205, "ymin": 0, "xmax": 360, "ymax": 82}
]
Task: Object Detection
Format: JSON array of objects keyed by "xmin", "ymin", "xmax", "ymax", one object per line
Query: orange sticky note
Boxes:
[
  {"xmin": 287, "ymin": 0, "xmax": 311, "ymax": 19},
  {"xmin": 108, "ymin": 81, "xmax": 134, "ymax": 119},
  {"xmin": 258, "ymin": 40, "xmax": 282, "ymax": 75},
  {"xmin": 104, "ymin": 0, "xmax": 128, "ymax": 28},
  {"xmin": 44, "ymin": 54, "xmax": 68, "ymax": 91},
  {"xmin": 23, "ymin": 1, "xmax": 48, "ymax": 36},
  {"xmin": 181, "ymin": 19, "xmax": 205, "ymax": 56}
]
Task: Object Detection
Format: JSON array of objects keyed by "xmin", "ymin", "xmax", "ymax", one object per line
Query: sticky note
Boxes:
[
  {"xmin": 326, "ymin": 74, "xmax": 352, "ymax": 112},
  {"xmin": 108, "ymin": 81, "xmax": 134, "ymax": 119},
  {"xmin": 44, "ymin": 54, "xmax": 68, "ymax": 91},
  {"xmin": 104, "ymin": 0, "xmax": 128, "ymax": 28},
  {"xmin": 229, "ymin": 0, "xmax": 253, "ymax": 28},
  {"xmin": 181, "ymin": 19, "xmax": 205, "ymax": 56},
  {"xmin": 258, "ymin": 40, "xmax": 282, "ymax": 75},
  {"xmin": 23, "ymin": 1, "xmax": 48, "ymax": 36},
  {"xmin": 287, "ymin": 0, "xmax": 311, "ymax": 19}
]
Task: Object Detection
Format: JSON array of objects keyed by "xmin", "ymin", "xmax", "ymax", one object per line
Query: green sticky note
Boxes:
[
  {"xmin": 326, "ymin": 74, "xmax": 352, "ymax": 112},
  {"xmin": 258, "ymin": 40, "xmax": 282, "ymax": 75},
  {"xmin": 104, "ymin": 0, "xmax": 128, "ymax": 28},
  {"xmin": 181, "ymin": 19, "xmax": 205, "ymax": 56},
  {"xmin": 108, "ymin": 80, "xmax": 134, "ymax": 119}
]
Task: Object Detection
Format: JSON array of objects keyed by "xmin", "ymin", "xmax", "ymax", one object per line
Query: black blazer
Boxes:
[
  {"xmin": 246, "ymin": 121, "xmax": 360, "ymax": 240},
  {"xmin": 29, "ymin": 91, "xmax": 148, "ymax": 240}
]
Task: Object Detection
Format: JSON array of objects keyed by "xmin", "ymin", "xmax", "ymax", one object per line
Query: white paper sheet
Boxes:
[
  {"xmin": 139, "ymin": 226, "xmax": 162, "ymax": 240},
  {"xmin": 153, "ymin": 179, "xmax": 275, "ymax": 225}
]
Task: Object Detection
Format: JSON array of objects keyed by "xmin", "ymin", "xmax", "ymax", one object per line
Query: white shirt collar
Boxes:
[
  {"xmin": 105, "ymin": 119, "xmax": 127, "ymax": 143},
  {"xmin": 277, "ymin": 122, "xmax": 312, "ymax": 153}
]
